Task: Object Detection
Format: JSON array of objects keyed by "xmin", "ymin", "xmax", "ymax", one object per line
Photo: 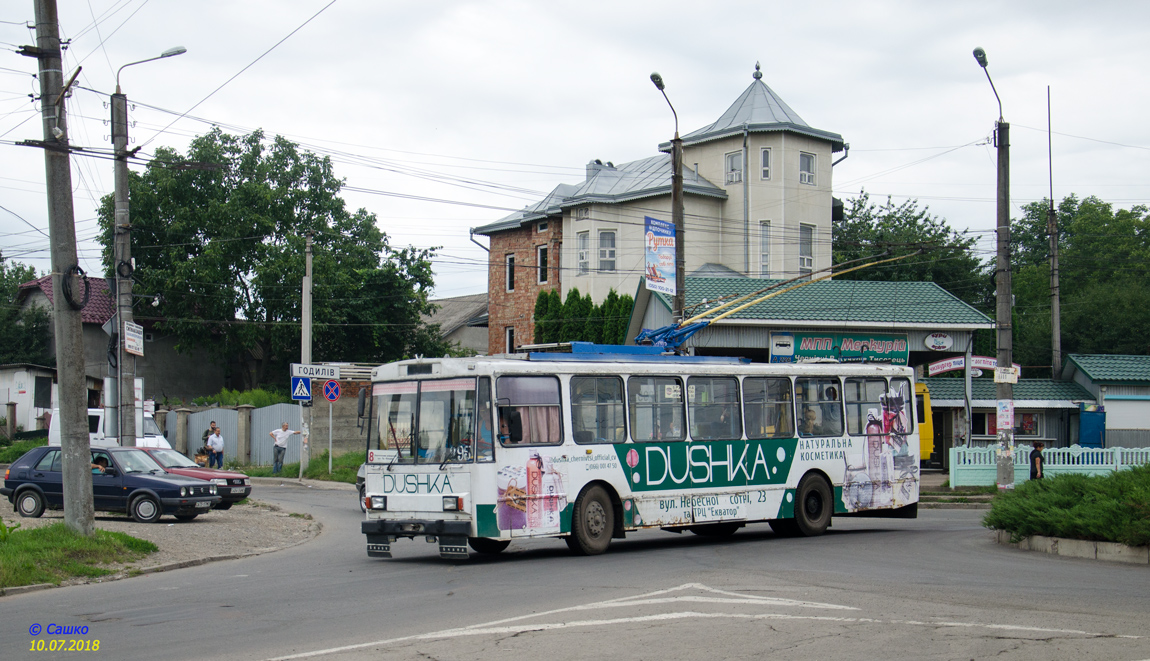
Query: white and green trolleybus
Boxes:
[{"xmin": 359, "ymin": 343, "xmax": 920, "ymax": 559}]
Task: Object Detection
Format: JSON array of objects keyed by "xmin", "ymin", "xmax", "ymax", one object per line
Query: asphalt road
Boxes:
[{"xmin": 3, "ymin": 486, "xmax": 1148, "ymax": 661}]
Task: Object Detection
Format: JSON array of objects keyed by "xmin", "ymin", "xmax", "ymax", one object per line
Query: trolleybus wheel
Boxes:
[
  {"xmin": 468, "ymin": 537, "xmax": 510, "ymax": 555},
  {"xmin": 794, "ymin": 473, "xmax": 832, "ymax": 537},
  {"xmin": 689, "ymin": 522, "xmax": 742, "ymax": 537},
  {"xmin": 566, "ymin": 484, "xmax": 614, "ymax": 555}
]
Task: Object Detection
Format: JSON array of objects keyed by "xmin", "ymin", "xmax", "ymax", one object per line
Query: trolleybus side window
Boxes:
[
  {"xmin": 796, "ymin": 377, "xmax": 843, "ymax": 437},
  {"xmin": 571, "ymin": 376, "xmax": 626, "ymax": 444},
  {"xmin": 687, "ymin": 376, "xmax": 741, "ymax": 441},
  {"xmin": 628, "ymin": 376, "xmax": 685, "ymax": 442},
  {"xmin": 844, "ymin": 377, "xmax": 888, "ymax": 436},
  {"xmin": 495, "ymin": 376, "xmax": 563, "ymax": 446},
  {"xmin": 743, "ymin": 377, "xmax": 794, "ymax": 439}
]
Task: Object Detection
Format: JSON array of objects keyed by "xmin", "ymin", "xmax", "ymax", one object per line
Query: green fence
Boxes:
[{"xmin": 949, "ymin": 444, "xmax": 1150, "ymax": 487}]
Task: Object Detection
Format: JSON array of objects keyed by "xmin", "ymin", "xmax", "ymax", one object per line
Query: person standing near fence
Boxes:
[
  {"xmin": 207, "ymin": 426, "xmax": 225, "ymax": 469},
  {"xmin": 270, "ymin": 422, "xmax": 301, "ymax": 475},
  {"xmin": 1030, "ymin": 442, "xmax": 1045, "ymax": 480}
]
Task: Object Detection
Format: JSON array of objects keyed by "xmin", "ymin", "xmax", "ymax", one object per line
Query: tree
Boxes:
[
  {"xmin": 0, "ymin": 254, "xmax": 52, "ymax": 366},
  {"xmin": 533, "ymin": 289, "xmax": 554, "ymax": 343},
  {"xmin": 97, "ymin": 128, "xmax": 447, "ymax": 388},
  {"xmin": 582, "ymin": 295, "xmax": 603, "ymax": 344},
  {"xmin": 1011, "ymin": 195, "xmax": 1150, "ymax": 370},
  {"xmin": 834, "ymin": 191, "xmax": 989, "ymax": 309}
]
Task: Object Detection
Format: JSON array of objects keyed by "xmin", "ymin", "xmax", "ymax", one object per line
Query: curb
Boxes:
[
  {"xmin": 250, "ymin": 477, "xmax": 355, "ymax": 491},
  {"xmin": 994, "ymin": 529, "xmax": 1150, "ymax": 565},
  {"xmin": 0, "ymin": 520, "xmax": 322, "ymax": 599}
]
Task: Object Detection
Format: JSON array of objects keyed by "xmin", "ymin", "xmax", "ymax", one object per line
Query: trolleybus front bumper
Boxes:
[{"xmin": 362, "ymin": 519, "xmax": 472, "ymax": 559}]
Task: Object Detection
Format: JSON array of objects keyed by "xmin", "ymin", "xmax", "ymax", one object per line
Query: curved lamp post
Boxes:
[{"xmin": 650, "ymin": 72, "xmax": 685, "ymax": 324}]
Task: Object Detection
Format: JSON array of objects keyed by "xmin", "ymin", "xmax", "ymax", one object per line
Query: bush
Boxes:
[
  {"xmin": 192, "ymin": 388, "xmax": 289, "ymax": 408},
  {"xmin": 0, "ymin": 438, "xmax": 47, "ymax": 463},
  {"xmin": 983, "ymin": 464, "xmax": 1150, "ymax": 547}
]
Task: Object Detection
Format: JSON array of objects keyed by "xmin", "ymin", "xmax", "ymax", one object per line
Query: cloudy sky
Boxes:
[{"xmin": 2, "ymin": 0, "xmax": 1147, "ymax": 298}]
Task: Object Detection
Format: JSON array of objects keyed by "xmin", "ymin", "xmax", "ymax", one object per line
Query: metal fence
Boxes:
[
  {"xmin": 949, "ymin": 444, "xmax": 1150, "ymax": 487},
  {"xmin": 251, "ymin": 403, "xmax": 303, "ymax": 466}
]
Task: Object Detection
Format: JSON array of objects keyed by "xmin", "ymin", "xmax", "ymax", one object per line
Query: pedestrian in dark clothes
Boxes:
[{"xmin": 1029, "ymin": 442, "xmax": 1045, "ymax": 480}]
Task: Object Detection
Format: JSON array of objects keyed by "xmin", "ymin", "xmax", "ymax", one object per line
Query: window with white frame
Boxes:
[
  {"xmin": 505, "ymin": 254, "xmax": 516, "ymax": 291},
  {"xmin": 537, "ymin": 221, "xmax": 548, "ymax": 232},
  {"xmin": 725, "ymin": 151, "xmax": 743, "ymax": 184},
  {"xmin": 505, "ymin": 326, "xmax": 515, "ymax": 353},
  {"xmin": 799, "ymin": 224, "xmax": 814, "ymax": 277},
  {"xmin": 577, "ymin": 231, "xmax": 589, "ymax": 275},
  {"xmin": 799, "ymin": 152, "xmax": 816, "ymax": 185},
  {"xmin": 599, "ymin": 231, "xmax": 616, "ymax": 272},
  {"xmin": 760, "ymin": 147, "xmax": 771, "ymax": 180},
  {"xmin": 537, "ymin": 245, "xmax": 548, "ymax": 284},
  {"xmin": 759, "ymin": 221, "xmax": 770, "ymax": 277}
]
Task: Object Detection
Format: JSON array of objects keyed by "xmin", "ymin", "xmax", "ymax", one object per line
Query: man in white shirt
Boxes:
[
  {"xmin": 206, "ymin": 426, "xmax": 225, "ymax": 469},
  {"xmin": 269, "ymin": 423, "xmax": 301, "ymax": 475}
]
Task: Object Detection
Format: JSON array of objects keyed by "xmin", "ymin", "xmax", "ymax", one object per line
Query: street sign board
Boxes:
[
  {"xmin": 323, "ymin": 380, "xmax": 341, "ymax": 402},
  {"xmin": 124, "ymin": 320, "xmax": 144, "ymax": 356},
  {"xmin": 994, "ymin": 367, "xmax": 1019, "ymax": 384},
  {"xmin": 291, "ymin": 364, "xmax": 340, "ymax": 380},
  {"xmin": 291, "ymin": 376, "xmax": 312, "ymax": 401}
]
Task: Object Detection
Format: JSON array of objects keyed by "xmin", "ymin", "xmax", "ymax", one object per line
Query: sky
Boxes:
[{"xmin": 1, "ymin": 0, "xmax": 1148, "ymax": 299}]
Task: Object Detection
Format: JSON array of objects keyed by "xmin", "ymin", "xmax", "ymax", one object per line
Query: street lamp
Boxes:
[
  {"xmin": 111, "ymin": 45, "xmax": 186, "ymax": 447},
  {"xmin": 650, "ymin": 72, "xmax": 686, "ymax": 325},
  {"xmin": 973, "ymin": 46, "xmax": 1014, "ymax": 489}
]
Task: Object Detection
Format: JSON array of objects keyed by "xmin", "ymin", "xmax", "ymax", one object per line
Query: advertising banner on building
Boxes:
[
  {"xmin": 644, "ymin": 216, "xmax": 676, "ymax": 296},
  {"xmin": 771, "ymin": 332, "xmax": 909, "ymax": 365}
]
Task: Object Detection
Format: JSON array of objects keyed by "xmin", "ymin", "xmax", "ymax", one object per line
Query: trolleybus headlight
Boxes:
[
  {"xmin": 370, "ymin": 496, "xmax": 387, "ymax": 510},
  {"xmin": 442, "ymin": 496, "xmax": 462, "ymax": 511}
]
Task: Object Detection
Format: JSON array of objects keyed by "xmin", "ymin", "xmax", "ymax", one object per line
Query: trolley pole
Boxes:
[{"xmin": 27, "ymin": 0, "xmax": 94, "ymax": 535}]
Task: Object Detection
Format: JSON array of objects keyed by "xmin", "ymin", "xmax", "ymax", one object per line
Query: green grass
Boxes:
[
  {"xmin": 0, "ymin": 523, "xmax": 158, "ymax": 588},
  {"xmin": 0, "ymin": 439, "xmax": 47, "ymax": 464},
  {"xmin": 239, "ymin": 450, "xmax": 360, "ymax": 484},
  {"xmin": 983, "ymin": 464, "xmax": 1150, "ymax": 547}
]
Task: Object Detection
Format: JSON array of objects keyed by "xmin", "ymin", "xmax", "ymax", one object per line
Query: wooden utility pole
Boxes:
[{"xmin": 28, "ymin": 0, "xmax": 94, "ymax": 534}]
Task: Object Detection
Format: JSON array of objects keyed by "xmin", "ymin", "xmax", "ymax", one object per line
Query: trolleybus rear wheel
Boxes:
[
  {"xmin": 794, "ymin": 473, "xmax": 832, "ymax": 536},
  {"xmin": 565, "ymin": 485, "xmax": 613, "ymax": 555}
]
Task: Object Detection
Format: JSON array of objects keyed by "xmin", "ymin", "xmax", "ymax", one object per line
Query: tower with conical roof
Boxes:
[{"xmin": 663, "ymin": 62, "xmax": 845, "ymax": 280}]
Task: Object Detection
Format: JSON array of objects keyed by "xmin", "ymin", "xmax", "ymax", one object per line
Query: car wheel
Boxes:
[
  {"xmin": 794, "ymin": 473, "xmax": 833, "ymax": 537},
  {"xmin": 215, "ymin": 502, "xmax": 233, "ymax": 511},
  {"xmin": 16, "ymin": 489, "xmax": 45, "ymax": 518},
  {"xmin": 358, "ymin": 484, "xmax": 366, "ymax": 513},
  {"xmin": 130, "ymin": 495, "xmax": 163, "ymax": 523},
  {"xmin": 565, "ymin": 484, "xmax": 614, "ymax": 555},
  {"xmin": 468, "ymin": 537, "xmax": 510, "ymax": 555},
  {"xmin": 175, "ymin": 513, "xmax": 198, "ymax": 521}
]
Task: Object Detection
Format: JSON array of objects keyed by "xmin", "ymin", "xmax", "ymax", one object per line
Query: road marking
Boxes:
[{"xmin": 264, "ymin": 582, "xmax": 1140, "ymax": 660}]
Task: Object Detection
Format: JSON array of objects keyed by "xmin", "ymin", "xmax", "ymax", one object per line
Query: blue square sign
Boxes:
[{"xmin": 291, "ymin": 376, "xmax": 312, "ymax": 401}]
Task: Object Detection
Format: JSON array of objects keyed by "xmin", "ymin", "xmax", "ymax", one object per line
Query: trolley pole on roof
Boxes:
[{"xmin": 974, "ymin": 47, "xmax": 1015, "ymax": 489}]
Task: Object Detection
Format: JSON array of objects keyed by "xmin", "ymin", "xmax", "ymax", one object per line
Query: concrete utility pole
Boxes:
[
  {"xmin": 1047, "ymin": 86, "xmax": 1062, "ymax": 377},
  {"xmin": 299, "ymin": 232, "xmax": 313, "ymax": 477},
  {"xmin": 28, "ymin": 0, "xmax": 94, "ymax": 535},
  {"xmin": 973, "ymin": 47, "xmax": 1015, "ymax": 489},
  {"xmin": 110, "ymin": 46, "xmax": 186, "ymax": 447},
  {"xmin": 111, "ymin": 88, "xmax": 135, "ymax": 446},
  {"xmin": 650, "ymin": 72, "xmax": 686, "ymax": 323}
]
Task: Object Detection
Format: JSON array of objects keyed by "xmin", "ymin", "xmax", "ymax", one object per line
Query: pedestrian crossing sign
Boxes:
[{"xmin": 291, "ymin": 376, "xmax": 312, "ymax": 401}]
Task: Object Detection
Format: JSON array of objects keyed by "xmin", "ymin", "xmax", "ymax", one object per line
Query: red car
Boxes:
[{"xmin": 139, "ymin": 448, "xmax": 251, "ymax": 510}]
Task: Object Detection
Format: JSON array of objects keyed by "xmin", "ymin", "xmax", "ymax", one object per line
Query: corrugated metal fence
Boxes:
[
  {"xmin": 189, "ymin": 409, "xmax": 239, "ymax": 460},
  {"xmin": 251, "ymin": 403, "xmax": 303, "ymax": 466}
]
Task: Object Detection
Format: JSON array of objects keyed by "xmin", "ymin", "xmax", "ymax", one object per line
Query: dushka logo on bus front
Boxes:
[
  {"xmin": 616, "ymin": 439, "xmax": 798, "ymax": 492},
  {"xmin": 380, "ymin": 473, "xmax": 454, "ymax": 494}
]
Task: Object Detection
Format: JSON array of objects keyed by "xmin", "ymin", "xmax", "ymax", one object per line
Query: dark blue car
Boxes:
[{"xmin": 2, "ymin": 446, "xmax": 220, "ymax": 523}]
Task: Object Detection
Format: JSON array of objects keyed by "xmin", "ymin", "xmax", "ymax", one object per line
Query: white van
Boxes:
[{"xmin": 48, "ymin": 408, "xmax": 172, "ymax": 448}]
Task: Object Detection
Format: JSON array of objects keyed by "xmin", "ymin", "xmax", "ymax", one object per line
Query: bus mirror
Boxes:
[{"xmin": 357, "ymin": 388, "xmax": 367, "ymax": 418}]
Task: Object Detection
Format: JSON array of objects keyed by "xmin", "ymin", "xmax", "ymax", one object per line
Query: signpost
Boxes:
[
  {"xmin": 292, "ymin": 364, "xmax": 340, "ymax": 380},
  {"xmin": 124, "ymin": 320, "xmax": 144, "ymax": 357},
  {"xmin": 324, "ymin": 380, "xmax": 340, "ymax": 474},
  {"xmin": 291, "ymin": 376, "xmax": 312, "ymax": 401}
]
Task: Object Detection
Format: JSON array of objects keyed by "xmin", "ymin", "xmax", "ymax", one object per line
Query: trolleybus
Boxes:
[{"xmin": 359, "ymin": 344, "xmax": 920, "ymax": 559}]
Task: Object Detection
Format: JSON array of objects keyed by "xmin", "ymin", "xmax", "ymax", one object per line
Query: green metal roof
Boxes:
[
  {"xmin": 922, "ymin": 378, "xmax": 1095, "ymax": 404},
  {"xmin": 654, "ymin": 277, "xmax": 992, "ymax": 327},
  {"xmin": 1065, "ymin": 354, "xmax": 1150, "ymax": 383}
]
